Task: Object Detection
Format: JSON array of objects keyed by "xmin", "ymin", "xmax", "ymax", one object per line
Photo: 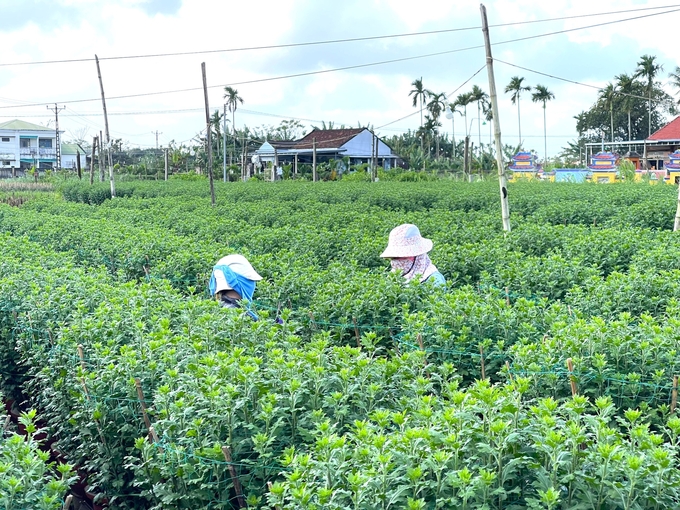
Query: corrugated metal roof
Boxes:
[
  {"xmin": 61, "ymin": 143, "xmax": 85, "ymax": 155},
  {"xmin": 294, "ymin": 128, "xmax": 364, "ymax": 149},
  {"xmin": 0, "ymin": 119, "xmax": 54, "ymax": 131}
]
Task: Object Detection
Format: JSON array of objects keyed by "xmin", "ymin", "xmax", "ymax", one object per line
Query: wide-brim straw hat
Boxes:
[
  {"xmin": 213, "ymin": 254, "xmax": 262, "ymax": 293},
  {"xmin": 380, "ymin": 224, "xmax": 433, "ymax": 258}
]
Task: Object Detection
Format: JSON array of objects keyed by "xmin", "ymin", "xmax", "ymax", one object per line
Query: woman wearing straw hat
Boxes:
[
  {"xmin": 209, "ymin": 254, "xmax": 263, "ymax": 319},
  {"xmin": 380, "ymin": 224, "xmax": 446, "ymax": 286}
]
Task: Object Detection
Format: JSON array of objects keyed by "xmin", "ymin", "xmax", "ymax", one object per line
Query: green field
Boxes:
[{"xmin": 1, "ymin": 180, "xmax": 680, "ymax": 509}]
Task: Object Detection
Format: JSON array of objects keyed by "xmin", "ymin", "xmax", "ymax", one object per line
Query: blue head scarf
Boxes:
[{"xmin": 209, "ymin": 265, "xmax": 258, "ymax": 319}]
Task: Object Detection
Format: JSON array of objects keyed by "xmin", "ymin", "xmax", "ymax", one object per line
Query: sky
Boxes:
[{"xmin": 0, "ymin": 0, "xmax": 679, "ymax": 159}]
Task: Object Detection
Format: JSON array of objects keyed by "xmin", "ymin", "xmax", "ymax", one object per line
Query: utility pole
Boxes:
[
  {"xmin": 371, "ymin": 133, "xmax": 375, "ymax": 181},
  {"xmin": 89, "ymin": 136, "xmax": 97, "ymax": 185},
  {"xmin": 481, "ymin": 3, "xmax": 511, "ymax": 232},
  {"xmin": 164, "ymin": 148, "xmax": 169, "ymax": 181},
  {"xmin": 312, "ymin": 138, "xmax": 317, "ymax": 182},
  {"xmin": 201, "ymin": 62, "xmax": 216, "ymax": 206},
  {"xmin": 152, "ymin": 131, "xmax": 162, "ymax": 150},
  {"xmin": 95, "ymin": 55, "xmax": 115, "ymax": 197},
  {"xmin": 223, "ymin": 103, "xmax": 227, "ymax": 182},
  {"xmin": 46, "ymin": 103, "xmax": 65, "ymax": 171}
]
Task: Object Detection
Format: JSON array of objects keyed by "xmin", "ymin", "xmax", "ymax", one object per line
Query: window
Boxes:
[
  {"xmin": 1, "ymin": 161, "xmax": 10, "ymax": 166},
  {"xmin": 20, "ymin": 139, "xmax": 30, "ymax": 148},
  {"xmin": 1, "ymin": 137, "xmax": 9, "ymax": 142},
  {"xmin": 39, "ymin": 139, "xmax": 53, "ymax": 148}
]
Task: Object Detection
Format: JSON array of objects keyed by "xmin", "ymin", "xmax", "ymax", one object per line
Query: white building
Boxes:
[{"xmin": 0, "ymin": 119, "xmax": 85, "ymax": 175}]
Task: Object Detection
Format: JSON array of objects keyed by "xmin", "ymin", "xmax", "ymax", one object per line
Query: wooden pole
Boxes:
[
  {"xmin": 164, "ymin": 148, "xmax": 168, "ymax": 181},
  {"xmin": 671, "ymin": 375, "xmax": 678, "ymax": 413},
  {"xmin": 566, "ymin": 358, "xmax": 578, "ymax": 396},
  {"xmin": 94, "ymin": 55, "xmax": 115, "ymax": 198},
  {"xmin": 76, "ymin": 150, "xmax": 82, "ymax": 180},
  {"xmin": 221, "ymin": 446, "xmax": 246, "ymax": 508},
  {"xmin": 312, "ymin": 138, "xmax": 317, "ymax": 182},
  {"xmin": 464, "ymin": 136, "xmax": 470, "ymax": 178},
  {"xmin": 352, "ymin": 317, "xmax": 362, "ymax": 348},
  {"xmin": 134, "ymin": 378, "xmax": 152, "ymax": 430},
  {"xmin": 89, "ymin": 136, "xmax": 96, "ymax": 185},
  {"xmin": 201, "ymin": 62, "xmax": 216, "ymax": 207},
  {"xmin": 273, "ymin": 147, "xmax": 278, "ymax": 182},
  {"xmin": 223, "ymin": 103, "xmax": 227, "ymax": 182},
  {"xmin": 63, "ymin": 494, "xmax": 73, "ymax": 510},
  {"xmin": 99, "ymin": 130, "xmax": 104, "ymax": 182},
  {"xmin": 479, "ymin": 345, "xmax": 486, "ymax": 380},
  {"xmin": 294, "ymin": 153, "xmax": 298, "ymax": 177},
  {"xmin": 417, "ymin": 333, "xmax": 428, "ymax": 369},
  {"xmin": 480, "ymin": 4, "xmax": 511, "ymax": 232},
  {"xmin": 674, "ymin": 179, "xmax": 680, "ymax": 231},
  {"xmin": 371, "ymin": 133, "xmax": 375, "ymax": 181}
]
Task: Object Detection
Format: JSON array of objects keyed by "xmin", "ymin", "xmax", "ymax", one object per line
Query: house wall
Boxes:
[
  {"xmin": 0, "ymin": 128, "xmax": 59, "ymax": 169},
  {"xmin": 340, "ymin": 130, "xmax": 392, "ymax": 158}
]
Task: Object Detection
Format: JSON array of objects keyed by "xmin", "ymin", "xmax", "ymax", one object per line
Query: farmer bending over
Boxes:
[{"xmin": 380, "ymin": 224, "xmax": 446, "ymax": 286}]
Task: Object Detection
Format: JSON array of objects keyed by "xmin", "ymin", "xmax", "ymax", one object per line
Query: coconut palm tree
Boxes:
[
  {"xmin": 409, "ymin": 77, "xmax": 431, "ymax": 149},
  {"xmin": 531, "ymin": 84, "xmax": 555, "ymax": 163},
  {"xmin": 598, "ymin": 82, "xmax": 616, "ymax": 143},
  {"xmin": 504, "ymin": 76, "xmax": 531, "ymax": 148},
  {"xmin": 616, "ymin": 73, "xmax": 635, "ymax": 141},
  {"xmin": 427, "ymin": 92, "xmax": 447, "ymax": 159},
  {"xmin": 455, "ymin": 92, "xmax": 474, "ymax": 138},
  {"xmin": 668, "ymin": 66, "xmax": 680, "ymax": 105},
  {"xmin": 470, "ymin": 85, "xmax": 488, "ymax": 149},
  {"xmin": 223, "ymin": 86, "xmax": 244, "ymax": 164},
  {"xmin": 446, "ymin": 101, "xmax": 463, "ymax": 158},
  {"xmin": 634, "ymin": 55, "xmax": 663, "ymax": 137}
]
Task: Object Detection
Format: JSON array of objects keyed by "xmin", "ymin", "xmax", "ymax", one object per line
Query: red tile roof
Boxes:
[
  {"xmin": 648, "ymin": 116, "xmax": 680, "ymax": 141},
  {"xmin": 294, "ymin": 128, "xmax": 364, "ymax": 150}
]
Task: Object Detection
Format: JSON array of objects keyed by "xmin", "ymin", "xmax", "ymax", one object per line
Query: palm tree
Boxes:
[
  {"xmin": 634, "ymin": 55, "xmax": 663, "ymax": 137},
  {"xmin": 409, "ymin": 77, "xmax": 431, "ymax": 149},
  {"xmin": 223, "ymin": 86, "xmax": 244, "ymax": 164},
  {"xmin": 616, "ymin": 73, "xmax": 635, "ymax": 141},
  {"xmin": 505, "ymin": 76, "xmax": 531, "ymax": 148},
  {"xmin": 446, "ymin": 101, "xmax": 463, "ymax": 158},
  {"xmin": 470, "ymin": 85, "xmax": 488, "ymax": 149},
  {"xmin": 455, "ymin": 92, "xmax": 474, "ymax": 138},
  {"xmin": 427, "ymin": 92, "xmax": 447, "ymax": 159},
  {"xmin": 531, "ymin": 84, "xmax": 555, "ymax": 163},
  {"xmin": 668, "ymin": 66, "xmax": 680, "ymax": 105},
  {"xmin": 598, "ymin": 82, "xmax": 616, "ymax": 143}
]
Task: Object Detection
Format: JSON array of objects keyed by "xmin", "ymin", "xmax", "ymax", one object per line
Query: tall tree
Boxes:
[
  {"xmin": 427, "ymin": 92, "xmax": 447, "ymax": 159},
  {"xmin": 598, "ymin": 83, "xmax": 616, "ymax": 143},
  {"xmin": 445, "ymin": 101, "xmax": 463, "ymax": 158},
  {"xmin": 668, "ymin": 65, "xmax": 680, "ymax": 104},
  {"xmin": 223, "ymin": 86, "xmax": 244, "ymax": 164},
  {"xmin": 615, "ymin": 73, "xmax": 635, "ymax": 141},
  {"xmin": 531, "ymin": 84, "xmax": 555, "ymax": 163},
  {"xmin": 634, "ymin": 55, "xmax": 663, "ymax": 137},
  {"xmin": 409, "ymin": 77, "xmax": 431, "ymax": 149},
  {"xmin": 470, "ymin": 85, "xmax": 488, "ymax": 149},
  {"xmin": 455, "ymin": 92, "xmax": 474, "ymax": 138},
  {"xmin": 504, "ymin": 76, "xmax": 531, "ymax": 148}
]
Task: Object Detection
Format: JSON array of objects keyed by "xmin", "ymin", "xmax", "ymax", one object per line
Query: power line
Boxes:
[
  {"xmin": 1, "ymin": 5, "xmax": 677, "ymax": 67},
  {"xmin": 0, "ymin": 7, "xmax": 675, "ymax": 111}
]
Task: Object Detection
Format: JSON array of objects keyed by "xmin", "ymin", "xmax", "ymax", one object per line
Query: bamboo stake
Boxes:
[
  {"xmin": 77, "ymin": 344, "xmax": 86, "ymax": 372},
  {"xmin": 505, "ymin": 360, "xmax": 513, "ymax": 382},
  {"xmin": 3, "ymin": 415, "xmax": 10, "ymax": 431},
  {"xmin": 62, "ymin": 494, "xmax": 73, "ymax": 510},
  {"xmin": 352, "ymin": 317, "xmax": 362, "ymax": 348},
  {"xmin": 671, "ymin": 375, "xmax": 678, "ymax": 414},
  {"xmin": 566, "ymin": 358, "xmax": 578, "ymax": 396},
  {"xmin": 505, "ymin": 286, "xmax": 510, "ymax": 306},
  {"xmin": 480, "ymin": 345, "xmax": 486, "ymax": 380},
  {"xmin": 134, "ymin": 378, "xmax": 152, "ymax": 430},
  {"xmin": 417, "ymin": 333, "xmax": 428, "ymax": 369},
  {"xmin": 222, "ymin": 446, "xmax": 246, "ymax": 508}
]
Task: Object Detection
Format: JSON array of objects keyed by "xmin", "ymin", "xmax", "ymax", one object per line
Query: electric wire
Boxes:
[
  {"xmin": 0, "ymin": 7, "xmax": 675, "ymax": 111},
  {"xmin": 0, "ymin": 4, "xmax": 677, "ymax": 67}
]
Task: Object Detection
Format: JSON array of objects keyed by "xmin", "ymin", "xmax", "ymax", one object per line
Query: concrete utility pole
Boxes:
[
  {"xmin": 152, "ymin": 130, "xmax": 162, "ymax": 150},
  {"xmin": 89, "ymin": 136, "xmax": 97, "ymax": 185},
  {"xmin": 481, "ymin": 3, "xmax": 511, "ymax": 232},
  {"xmin": 95, "ymin": 55, "xmax": 115, "ymax": 197},
  {"xmin": 312, "ymin": 138, "xmax": 317, "ymax": 182},
  {"xmin": 201, "ymin": 62, "xmax": 216, "ymax": 207},
  {"xmin": 46, "ymin": 103, "xmax": 65, "ymax": 170},
  {"xmin": 164, "ymin": 148, "xmax": 169, "ymax": 181},
  {"xmin": 223, "ymin": 103, "xmax": 227, "ymax": 182}
]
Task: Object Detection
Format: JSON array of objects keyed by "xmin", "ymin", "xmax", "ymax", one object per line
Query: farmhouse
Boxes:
[
  {"xmin": 0, "ymin": 119, "xmax": 85, "ymax": 177},
  {"xmin": 254, "ymin": 128, "xmax": 399, "ymax": 172}
]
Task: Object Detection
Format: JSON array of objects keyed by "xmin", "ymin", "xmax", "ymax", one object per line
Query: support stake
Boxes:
[
  {"xmin": 134, "ymin": 378, "xmax": 152, "ymax": 430},
  {"xmin": 566, "ymin": 358, "xmax": 578, "ymax": 396},
  {"xmin": 222, "ymin": 446, "xmax": 246, "ymax": 508},
  {"xmin": 671, "ymin": 375, "xmax": 678, "ymax": 414},
  {"xmin": 480, "ymin": 345, "xmax": 486, "ymax": 380}
]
